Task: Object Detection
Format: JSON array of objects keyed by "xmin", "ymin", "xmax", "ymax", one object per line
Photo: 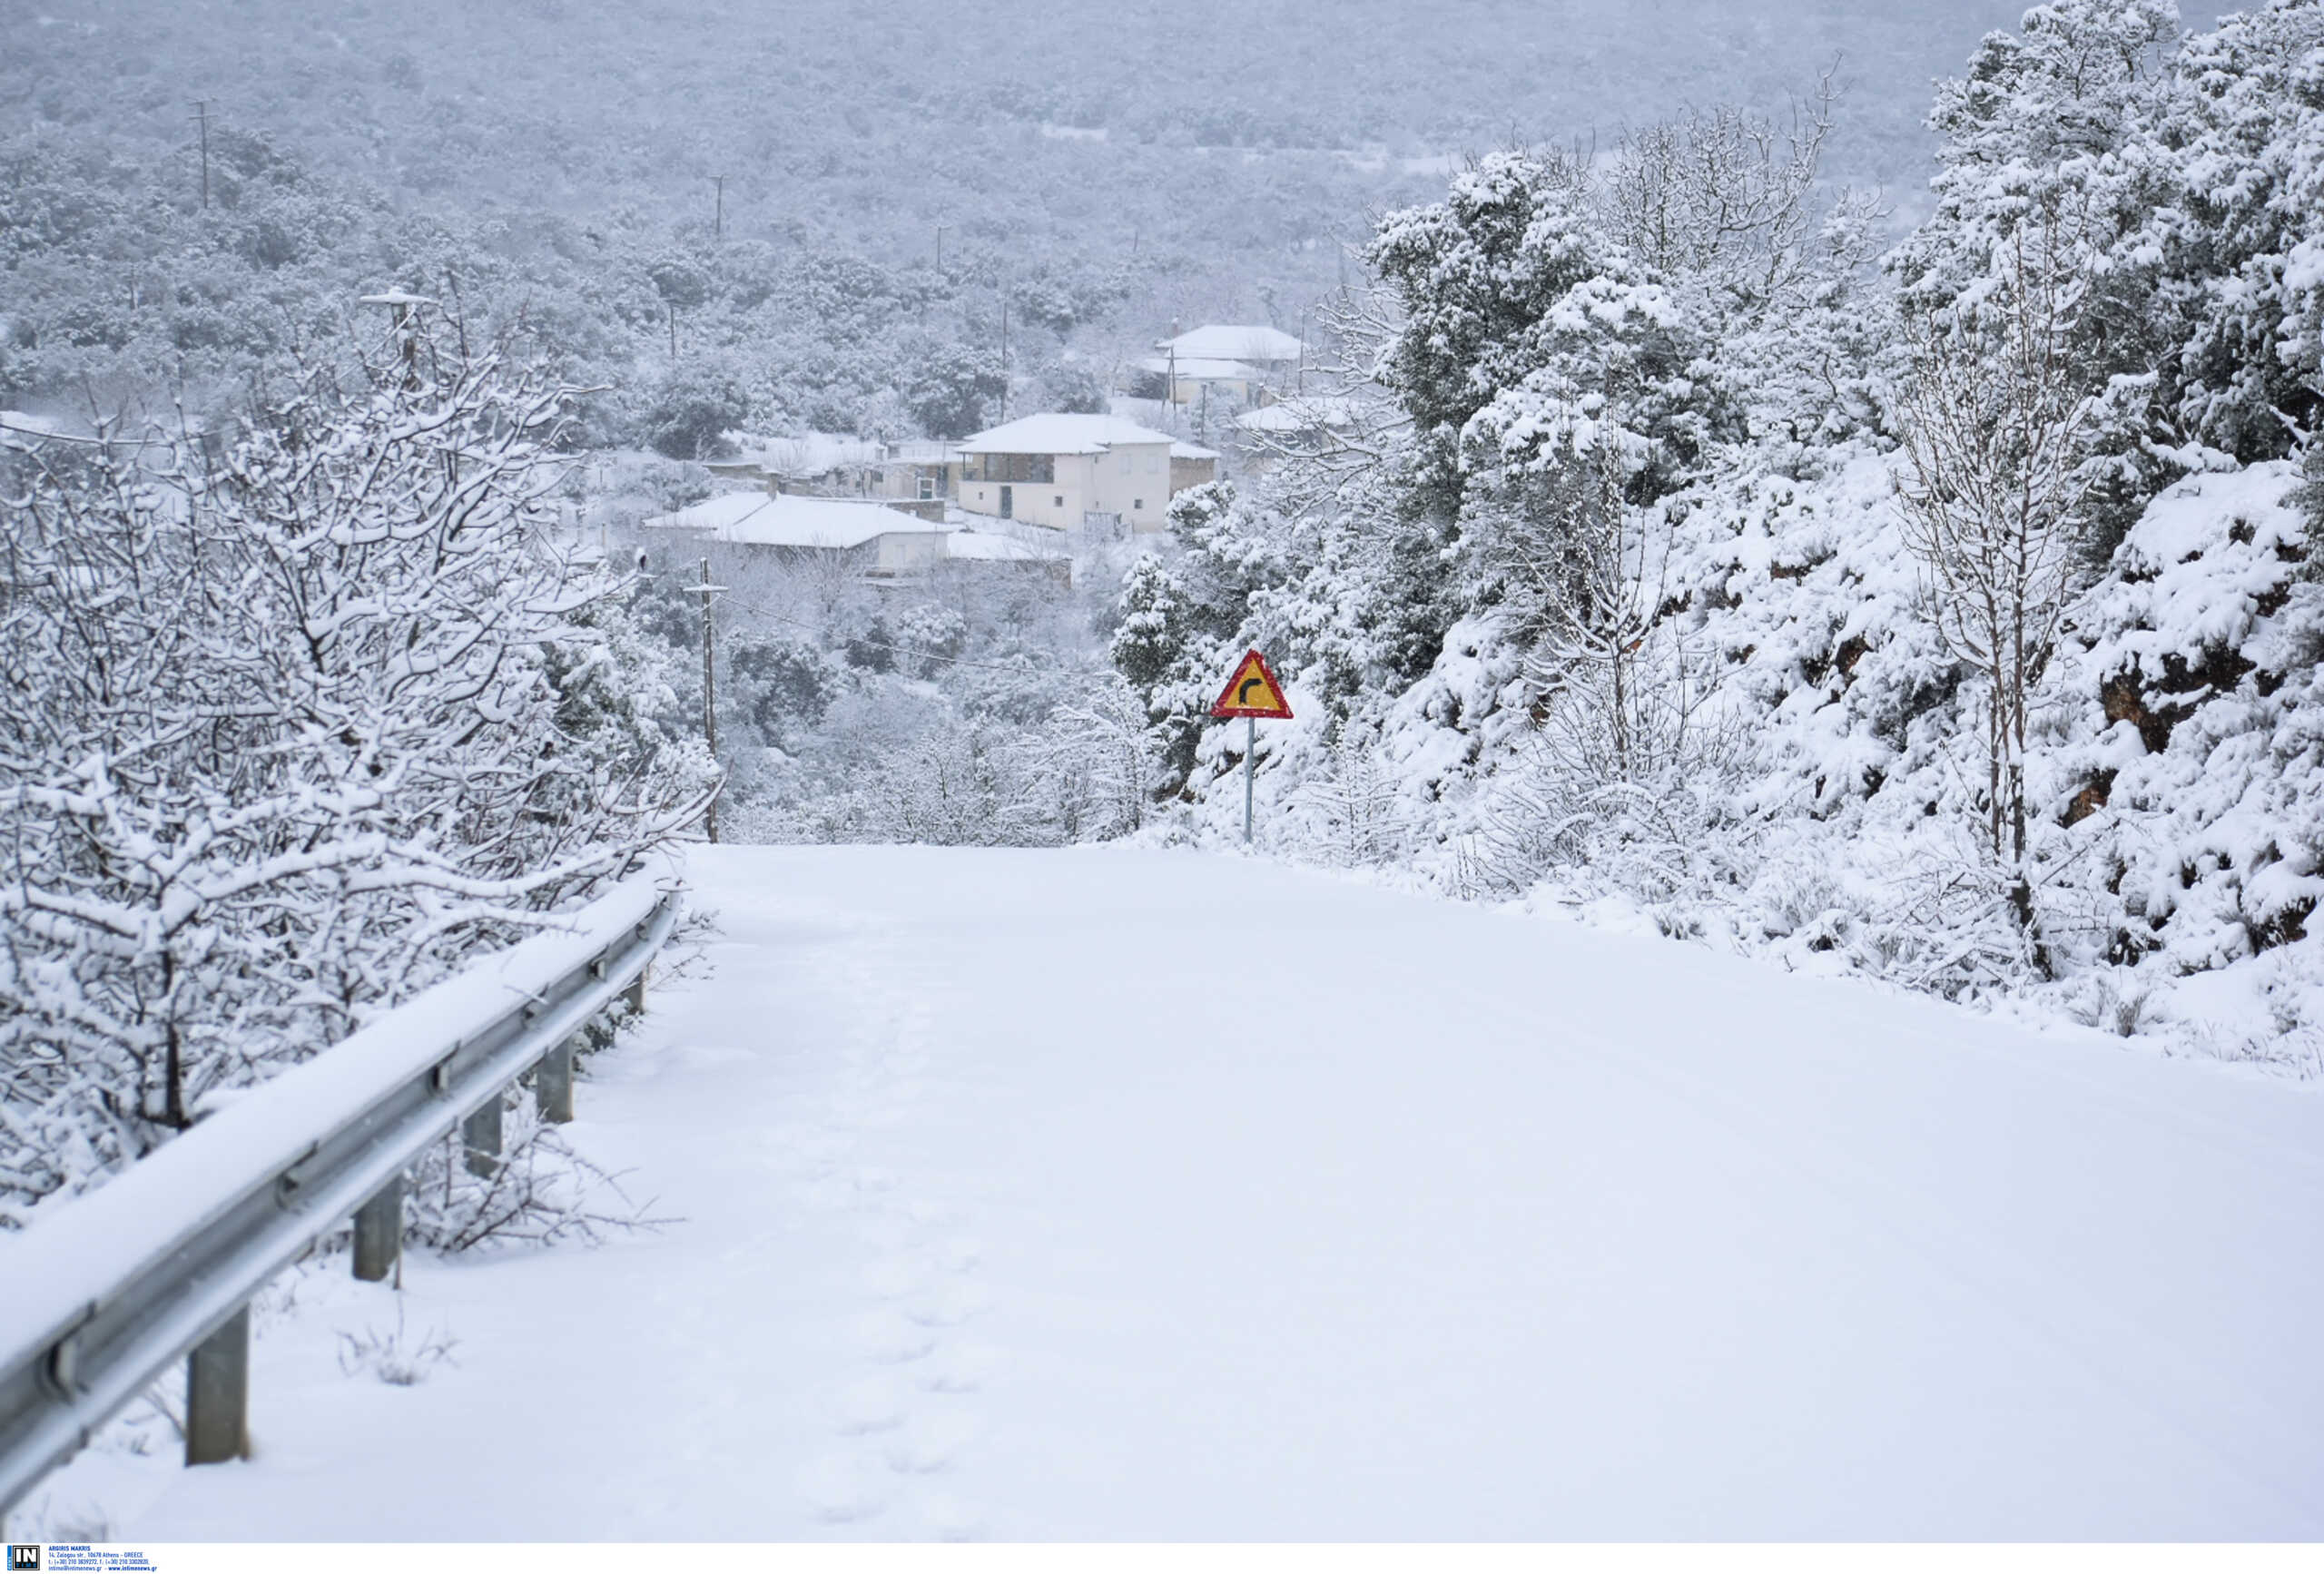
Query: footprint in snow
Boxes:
[
  {"xmin": 914, "ymin": 1340, "xmax": 1002, "ymax": 1394},
  {"xmin": 794, "ymin": 1449, "xmax": 891, "ymax": 1524},
  {"xmin": 830, "ymin": 1373, "xmax": 909, "ymax": 1434},
  {"xmin": 850, "ymin": 1308, "xmax": 938, "ymax": 1364},
  {"xmin": 914, "ymin": 1490, "xmax": 990, "ymax": 1542},
  {"xmin": 861, "ymin": 1254, "xmax": 932, "ymax": 1300},
  {"xmin": 905, "ymin": 1281, "xmax": 991, "ymax": 1328},
  {"xmin": 883, "ymin": 1410, "xmax": 980, "ymax": 1474}
]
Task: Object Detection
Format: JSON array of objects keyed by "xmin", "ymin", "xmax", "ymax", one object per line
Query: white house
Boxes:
[
  {"xmin": 1134, "ymin": 354, "xmax": 1265, "ymax": 408},
  {"xmin": 866, "ymin": 439, "xmax": 960, "ymax": 507},
  {"xmin": 1232, "ymin": 396, "xmax": 1357, "ymax": 457},
  {"xmin": 1171, "ymin": 440, "xmax": 1220, "ymax": 493},
  {"xmin": 641, "ymin": 490, "xmax": 1068, "ymax": 579},
  {"xmin": 1137, "ymin": 325, "xmax": 1307, "ymax": 408},
  {"xmin": 642, "ymin": 492, "xmax": 953, "ymax": 576},
  {"xmin": 954, "ymin": 413, "xmax": 1185, "ymax": 535},
  {"xmin": 1157, "ymin": 324, "xmax": 1305, "ymax": 369}
]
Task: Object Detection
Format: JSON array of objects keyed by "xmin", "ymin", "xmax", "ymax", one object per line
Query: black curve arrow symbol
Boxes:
[{"xmin": 1237, "ymin": 676, "xmax": 1265, "ymax": 705}]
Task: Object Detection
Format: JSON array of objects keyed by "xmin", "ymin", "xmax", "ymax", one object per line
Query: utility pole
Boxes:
[
  {"xmin": 192, "ymin": 99, "xmax": 212, "ymax": 210},
  {"xmin": 935, "ymin": 224, "xmax": 947, "ymax": 271},
  {"xmin": 668, "ymin": 302, "xmax": 678, "ymax": 359},
  {"xmin": 713, "ymin": 175, "xmax": 724, "ymax": 241},
  {"xmin": 685, "ymin": 558, "xmax": 725, "ymax": 844},
  {"xmin": 1000, "ymin": 295, "xmax": 1009, "ymax": 422},
  {"xmin": 359, "ymin": 289, "xmax": 437, "ymax": 389}
]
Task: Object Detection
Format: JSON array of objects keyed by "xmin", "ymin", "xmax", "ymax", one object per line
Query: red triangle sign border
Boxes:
[{"xmin": 1210, "ymin": 647, "xmax": 1294, "ymax": 721}]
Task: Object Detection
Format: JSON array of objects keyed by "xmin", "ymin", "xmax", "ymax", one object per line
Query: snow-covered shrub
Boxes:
[
  {"xmin": 337, "ymin": 1303, "xmax": 458, "ymax": 1386},
  {"xmin": 404, "ymin": 1090, "xmax": 665, "ymax": 1254},
  {"xmin": 1289, "ymin": 724, "xmax": 1409, "ymax": 870},
  {"xmin": 1029, "ymin": 673, "xmax": 1166, "ymax": 844}
]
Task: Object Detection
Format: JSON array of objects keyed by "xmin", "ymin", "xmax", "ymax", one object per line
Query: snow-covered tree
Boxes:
[
  {"xmin": 0, "ymin": 312, "xmax": 712, "ymax": 1223},
  {"xmin": 1894, "ymin": 202, "xmax": 2102, "ymax": 936}
]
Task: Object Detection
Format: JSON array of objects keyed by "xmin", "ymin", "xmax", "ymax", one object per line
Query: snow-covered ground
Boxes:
[{"xmin": 32, "ymin": 846, "xmax": 2324, "ymax": 1540}]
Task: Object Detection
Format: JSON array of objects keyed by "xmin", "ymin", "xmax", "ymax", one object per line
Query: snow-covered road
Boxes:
[{"xmin": 55, "ymin": 846, "xmax": 2324, "ymax": 1539}]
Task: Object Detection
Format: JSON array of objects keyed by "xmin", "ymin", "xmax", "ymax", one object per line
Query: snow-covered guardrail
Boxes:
[{"xmin": 0, "ymin": 873, "xmax": 684, "ymax": 1513}]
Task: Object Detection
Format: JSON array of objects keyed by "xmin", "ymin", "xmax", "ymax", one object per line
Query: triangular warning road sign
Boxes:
[{"xmin": 1210, "ymin": 648, "xmax": 1294, "ymax": 720}]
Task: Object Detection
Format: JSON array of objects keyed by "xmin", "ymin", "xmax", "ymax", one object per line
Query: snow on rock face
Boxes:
[{"xmin": 2047, "ymin": 462, "xmax": 2324, "ymax": 1038}]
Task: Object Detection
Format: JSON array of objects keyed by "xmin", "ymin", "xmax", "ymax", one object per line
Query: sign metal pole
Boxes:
[
  {"xmin": 1212, "ymin": 648, "xmax": 1290, "ymax": 848},
  {"xmin": 1245, "ymin": 715, "xmax": 1256, "ymax": 843}
]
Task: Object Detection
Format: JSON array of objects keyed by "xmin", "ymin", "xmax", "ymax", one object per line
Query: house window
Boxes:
[
  {"xmin": 1134, "ymin": 498, "xmax": 1144, "ymax": 511},
  {"xmin": 976, "ymin": 453, "xmax": 1054, "ymax": 484},
  {"xmin": 1054, "ymin": 495, "xmax": 1063, "ymax": 507},
  {"xmin": 918, "ymin": 475, "xmax": 936, "ymax": 500}
]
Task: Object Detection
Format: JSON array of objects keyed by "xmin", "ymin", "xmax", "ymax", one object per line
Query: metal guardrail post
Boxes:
[
  {"xmin": 462, "ymin": 1097, "xmax": 502, "ymax": 1178},
  {"xmin": 184, "ymin": 1307, "xmax": 249, "ymax": 1466},
  {"xmin": 625, "ymin": 961, "xmax": 648, "ymax": 1017},
  {"xmin": 537, "ymin": 1038, "xmax": 576, "ymax": 1125},
  {"xmin": 352, "ymin": 1176, "xmax": 403, "ymax": 1283}
]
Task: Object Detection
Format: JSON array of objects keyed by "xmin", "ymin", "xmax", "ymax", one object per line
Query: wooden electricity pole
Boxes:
[
  {"xmin": 713, "ymin": 175, "xmax": 725, "ymax": 241},
  {"xmin": 688, "ymin": 557, "xmax": 724, "ymax": 843},
  {"xmin": 192, "ymin": 99, "xmax": 212, "ymax": 210}
]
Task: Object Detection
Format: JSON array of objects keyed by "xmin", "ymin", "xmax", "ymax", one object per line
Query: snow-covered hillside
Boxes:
[
  {"xmin": 32, "ymin": 847, "xmax": 2322, "ymax": 1540},
  {"xmin": 1116, "ymin": 0, "xmax": 2324, "ymax": 1074}
]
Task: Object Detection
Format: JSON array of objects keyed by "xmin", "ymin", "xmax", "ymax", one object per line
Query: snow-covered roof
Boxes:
[
  {"xmin": 641, "ymin": 492, "xmax": 942, "ymax": 549},
  {"xmin": 1171, "ymin": 441, "xmax": 1220, "ymax": 460},
  {"xmin": 944, "ymin": 529, "xmax": 1064, "ymax": 562},
  {"xmin": 955, "ymin": 413, "xmax": 1177, "ymax": 455},
  {"xmin": 1136, "ymin": 355, "xmax": 1264, "ymax": 379},
  {"xmin": 750, "ymin": 431, "xmax": 886, "ymax": 478},
  {"xmin": 1157, "ymin": 324, "xmax": 1305, "ymax": 363},
  {"xmin": 1234, "ymin": 397, "xmax": 1356, "ymax": 433}
]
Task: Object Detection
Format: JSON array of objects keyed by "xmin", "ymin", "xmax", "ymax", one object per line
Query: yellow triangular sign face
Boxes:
[{"xmin": 1211, "ymin": 648, "xmax": 1293, "ymax": 720}]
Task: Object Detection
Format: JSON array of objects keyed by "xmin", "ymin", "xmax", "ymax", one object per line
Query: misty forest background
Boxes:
[{"xmin": 9, "ymin": 0, "xmax": 2324, "ymax": 1229}]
